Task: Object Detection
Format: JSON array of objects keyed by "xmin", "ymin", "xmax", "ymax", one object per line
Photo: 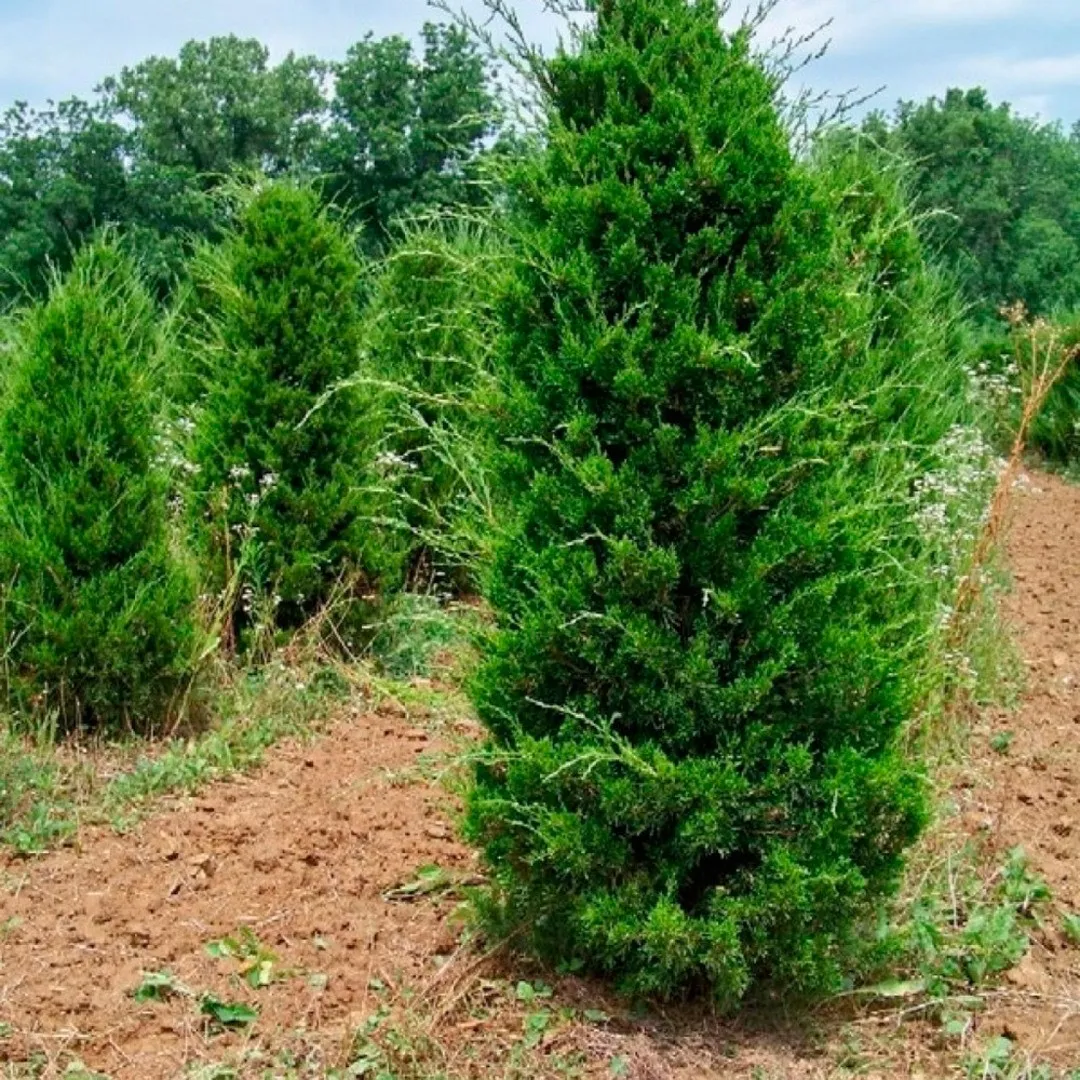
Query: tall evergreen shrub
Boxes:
[
  {"xmin": 185, "ymin": 183, "xmax": 395, "ymax": 630},
  {"xmin": 465, "ymin": 0, "xmax": 974, "ymax": 1003},
  {"xmin": 0, "ymin": 241, "xmax": 198, "ymax": 733}
]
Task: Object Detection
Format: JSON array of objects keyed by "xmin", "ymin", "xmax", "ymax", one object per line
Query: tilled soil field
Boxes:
[{"xmin": 1, "ymin": 471, "xmax": 1079, "ymax": 1078}]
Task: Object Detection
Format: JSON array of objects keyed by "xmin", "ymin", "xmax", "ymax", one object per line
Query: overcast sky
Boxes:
[{"xmin": 0, "ymin": 0, "xmax": 1078, "ymax": 125}]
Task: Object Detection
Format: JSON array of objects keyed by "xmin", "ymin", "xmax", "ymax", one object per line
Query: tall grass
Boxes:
[
  {"xmin": 951, "ymin": 307, "xmax": 1079, "ymax": 635},
  {"xmin": 360, "ymin": 214, "xmax": 509, "ymax": 590},
  {"xmin": 1022, "ymin": 313, "xmax": 1080, "ymax": 467}
]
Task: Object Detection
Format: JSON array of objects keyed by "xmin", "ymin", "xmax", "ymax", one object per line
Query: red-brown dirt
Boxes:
[
  {"xmin": 949, "ymin": 469, "xmax": 1080, "ymax": 1064},
  {"xmin": 0, "ymin": 699, "xmax": 478, "ymax": 1078},
  {"xmin": 1, "ymin": 469, "xmax": 1079, "ymax": 1079}
]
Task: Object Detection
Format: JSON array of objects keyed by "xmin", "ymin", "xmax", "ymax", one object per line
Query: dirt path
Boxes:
[
  {"xmin": 0, "ymin": 700, "xmax": 477, "ymax": 1078},
  {"xmin": 1, "ymin": 470, "xmax": 1079, "ymax": 1079},
  {"xmin": 953, "ymin": 470, "xmax": 1080, "ymax": 1063}
]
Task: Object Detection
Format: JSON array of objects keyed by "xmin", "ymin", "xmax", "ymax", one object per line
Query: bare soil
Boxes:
[
  {"xmin": 947, "ymin": 470, "xmax": 1080, "ymax": 1064},
  {"xmin": 1, "ymin": 470, "xmax": 1079, "ymax": 1079},
  {"xmin": 0, "ymin": 698, "xmax": 477, "ymax": 1077}
]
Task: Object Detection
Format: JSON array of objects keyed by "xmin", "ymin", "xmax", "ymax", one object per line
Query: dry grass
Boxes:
[{"xmin": 952, "ymin": 306, "xmax": 1079, "ymax": 637}]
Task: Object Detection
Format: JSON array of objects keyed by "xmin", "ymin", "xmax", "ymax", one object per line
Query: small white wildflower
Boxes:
[{"xmin": 375, "ymin": 450, "xmax": 418, "ymax": 472}]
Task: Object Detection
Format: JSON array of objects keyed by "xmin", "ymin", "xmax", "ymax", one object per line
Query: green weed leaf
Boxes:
[{"xmin": 199, "ymin": 995, "xmax": 258, "ymax": 1029}]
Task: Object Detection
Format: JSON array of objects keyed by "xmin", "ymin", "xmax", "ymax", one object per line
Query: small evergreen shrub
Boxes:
[
  {"xmin": 183, "ymin": 182, "xmax": 397, "ymax": 632},
  {"xmin": 465, "ymin": 0, "xmax": 977, "ymax": 1004},
  {"xmin": 0, "ymin": 241, "xmax": 198, "ymax": 734}
]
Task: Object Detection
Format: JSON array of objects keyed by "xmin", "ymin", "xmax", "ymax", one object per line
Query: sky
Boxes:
[{"xmin": 0, "ymin": 0, "xmax": 1079, "ymax": 125}]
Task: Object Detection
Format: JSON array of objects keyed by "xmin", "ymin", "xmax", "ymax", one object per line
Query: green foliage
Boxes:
[
  {"xmin": 0, "ymin": 241, "xmax": 198, "ymax": 734},
  {"xmin": 362, "ymin": 216, "xmax": 505, "ymax": 582},
  {"xmin": 368, "ymin": 592, "xmax": 480, "ymax": 681},
  {"xmin": 0, "ymin": 722, "xmax": 81, "ymax": 853},
  {"xmin": 199, "ymin": 994, "xmax": 259, "ymax": 1030},
  {"xmin": 183, "ymin": 182, "xmax": 397, "ymax": 631},
  {"xmin": 1026, "ymin": 315, "xmax": 1080, "ymax": 464},
  {"xmin": 132, "ymin": 970, "xmax": 191, "ymax": 1003},
  {"xmin": 864, "ymin": 88, "xmax": 1080, "ymax": 323},
  {"xmin": 97, "ymin": 34, "xmax": 328, "ymax": 294},
  {"xmin": 866, "ymin": 845, "xmax": 1050, "ymax": 1012},
  {"xmin": 0, "ymin": 25, "xmax": 500, "ymax": 306},
  {"xmin": 962, "ymin": 1036, "xmax": 1060, "ymax": 1080},
  {"xmin": 319, "ymin": 23, "xmax": 497, "ymax": 247},
  {"xmin": 1062, "ymin": 912, "xmax": 1080, "ymax": 946},
  {"xmin": 465, "ymin": 0, "xmax": 978, "ymax": 1004},
  {"xmin": 100, "ymin": 36, "xmax": 327, "ymax": 177},
  {"xmin": 0, "ymin": 99, "xmax": 131, "ymax": 303},
  {"xmin": 990, "ymin": 730, "xmax": 1015, "ymax": 754},
  {"xmin": 205, "ymin": 926, "xmax": 283, "ymax": 988},
  {"xmin": 962, "ymin": 310, "xmax": 1080, "ymax": 468}
]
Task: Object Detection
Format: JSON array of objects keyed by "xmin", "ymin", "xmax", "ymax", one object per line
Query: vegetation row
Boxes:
[{"xmin": 1, "ymin": 0, "xmax": 1078, "ymax": 1008}]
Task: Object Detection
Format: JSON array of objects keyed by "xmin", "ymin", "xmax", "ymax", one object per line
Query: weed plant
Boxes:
[
  {"xmin": 362, "ymin": 215, "xmax": 506, "ymax": 587},
  {"xmin": 1024, "ymin": 314, "xmax": 1080, "ymax": 465}
]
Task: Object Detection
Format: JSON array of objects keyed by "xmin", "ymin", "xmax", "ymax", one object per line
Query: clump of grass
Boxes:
[
  {"xmin": 368, "ymin": 591, "xmax": 482, "ymax": 682},
  {"xmin": 1027, "ymin": 312, "xmax": 1080, "ymax": 467},
  {"xmin": 336, "ymin": 970, "xmax": 609, "ymax": 1080},
  {"xmin": 962, "ymin": 1036, "xmax": 1080, "ymax": 1080},
  {"xmin": 950, "ymin": 305, "xmax": 1079, "ymax": 637},
  {"xmin": 856, "ymin": 842, "xmax": 1051, "ymax": 1046},
  {"xmin": 360, "ymin": 213, "xmax": 507, "ymax": 590},
  {"xmin": 0, "ymin": 726, "xmax": 87, "ymax": 853}
]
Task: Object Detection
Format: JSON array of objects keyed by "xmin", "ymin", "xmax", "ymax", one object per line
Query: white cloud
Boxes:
[
  {"xmin": 962, "ymin": 52, "xmax": 1080, "ymax": 88},
  {"xmin": 751, "ymin": 0, "xmax": 1071, "ymax": 54}
]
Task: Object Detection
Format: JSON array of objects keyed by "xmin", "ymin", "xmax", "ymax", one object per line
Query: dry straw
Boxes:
[{"xmin": 951, "ymin": 303, "xmax": 1080, "ymax": 640}]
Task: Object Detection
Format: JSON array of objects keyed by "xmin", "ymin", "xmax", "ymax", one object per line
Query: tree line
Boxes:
[
  {"xmin": 0, "ymin": 25, "xmax": 497, "ymax": 304},
  {"xmin": 6, "ymin": 32, "xmax": 1080, "ymax": 332}
]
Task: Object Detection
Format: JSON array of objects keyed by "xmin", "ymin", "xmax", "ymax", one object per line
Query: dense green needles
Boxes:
[
  {"xmin": 464, "ymin": 0, "xmax": 978, "ymax": 1003},
  {"xmin": 183, "ymin": 183, "xmax": 397, "ymax": 632},
  {"xmin": 0, "ymin": 0, "xmax": 1076, "ymax": 1030},
  {"xmin": 0, "ymin": 242, "xmax": 198, "ymax": 734}
]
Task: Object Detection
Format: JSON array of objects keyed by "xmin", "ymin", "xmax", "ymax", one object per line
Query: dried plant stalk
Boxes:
[{"xmin": 951, "ymin": 305, "xmax": 1079, "ymax": 637}]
